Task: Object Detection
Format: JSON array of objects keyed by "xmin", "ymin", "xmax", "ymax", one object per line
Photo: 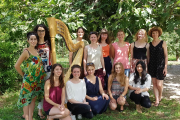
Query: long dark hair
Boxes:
[
  {"xmin": 27, "ymin": 32, "xmax": 39, "ymax": 49},
  {"xmin": 134, "ymin": 61, "xmax": 147, "ymax": 85},
  {"xmin": 49, "ymin": 64, "xmax": 64, "ymax": 88},
  {"xmin": 98, "ymin": 28, "xmax": 111, "ymax": 44},
  {"xmin": 33, "ymin": 24, "xmax": 51, "ymax": 50},
  {"xmin": 69, "ymin": 64, "xmax": 81, "ymax": 79}
]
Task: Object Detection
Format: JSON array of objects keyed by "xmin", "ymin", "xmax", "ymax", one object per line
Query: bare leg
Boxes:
[
  {"xmin": 23, "ymin": 105, "xmax": 29, "ymax": 120},
  {"xmin": 109, "ymin": 102, "xmax": 117, "ymax": 110},
  {"xmin": 29, "ymin": 97, "xmax": 37, "ymax": 120},
  {"xmin": 117, "ymin": 97, "xmax": 125, "ymax": 111},
  {"xmin": 48, "ymin": 106, "xmax": 71, "ymax": 119},
  {"xmin": 156, "ymin": 80, "xmax": 163, "ymax": 101},
  {"xmin": 152, "ymin": 78, "xmax": 159, "ymax": 105},
  {"xmin": 37, "ymin": 99, "xmax": 45, "ymax": 119}
]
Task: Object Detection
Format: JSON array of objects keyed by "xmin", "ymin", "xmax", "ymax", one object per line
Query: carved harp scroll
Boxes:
[{"xmin": 46, "ymin": 17, "xmax": 84, "ymax": 83}]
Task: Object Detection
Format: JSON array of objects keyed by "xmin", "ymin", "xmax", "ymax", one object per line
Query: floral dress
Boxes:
[{"xmin": 17, "ymin": 54, "xmax": 46, "ymax": 108}]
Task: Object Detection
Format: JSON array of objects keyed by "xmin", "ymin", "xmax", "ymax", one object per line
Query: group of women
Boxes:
[{"xmin": 15, "ymin": 24, "xmax": 167, "ymax": 120}]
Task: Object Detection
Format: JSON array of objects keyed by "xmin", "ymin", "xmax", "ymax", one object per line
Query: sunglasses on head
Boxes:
[{"xmin": 86, "ymin": 62, "xmax": 94, "ymax": 66}]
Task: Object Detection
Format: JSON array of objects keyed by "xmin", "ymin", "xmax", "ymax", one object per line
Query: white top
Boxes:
[
  {"xmin": 129, "ymin": 73, "xmax": 151, "ymax": 97},
  {"xmin": 87, "ymin": 45, "xmax": 102, "ymax": 70},
  {"xmin": 66, "ymin": 79, "xmax": 86, "ymax": 103}
]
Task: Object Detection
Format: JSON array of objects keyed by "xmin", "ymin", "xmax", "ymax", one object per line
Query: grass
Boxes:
[
  {"xmin": 0, "ymin": 89, "xmax": 180, "ymax": 120},
  {"xmin": 168, "ymin": 55, "xmax": 176, "ymax": 61}
]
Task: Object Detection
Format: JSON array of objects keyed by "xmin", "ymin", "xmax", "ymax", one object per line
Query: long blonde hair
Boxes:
[
  {"xmin": 134, "ymin": 29, "xmax": 148, "ymax": 42},
  {"xmin": 110, "ymin": 62, "xmax": 126, "ymax": 86}
]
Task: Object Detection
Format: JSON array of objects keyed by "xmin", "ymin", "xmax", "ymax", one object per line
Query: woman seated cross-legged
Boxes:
[
  {"xmin": 66, "ymin": 65, "xmax": 93, "ymax": 119},
  {"xmin": 43, "ymin": 64, "xmax": 71, "ymax": 120},
  {"xmin": 84, "ymin": 62, "xmax": 110, "ymax": 115},
  {"xmin": 108, "ymin": 62, "xmax": 129, "ymax": 112},
  {"xmin": 128, "ymin": 61, "xmax": 151, "ymax": 113}
]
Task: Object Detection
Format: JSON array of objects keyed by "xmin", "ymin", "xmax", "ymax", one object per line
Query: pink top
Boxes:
[
  {"xmin": 112, "ymin": 42, "xmax": 130, "ymax": 69},
  {"xmin": 43, "ymin": 86, "xmax": 62, "ymax": 111}
]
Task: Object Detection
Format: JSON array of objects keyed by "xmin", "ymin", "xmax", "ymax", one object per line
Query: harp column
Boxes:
[{"xmin": 46, "ymin": 17, "xmax": 57, "ymax": 65}]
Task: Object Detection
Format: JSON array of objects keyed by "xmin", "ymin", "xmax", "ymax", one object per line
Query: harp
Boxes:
[{"xmin": 46, "ymin": 17, "xmax": 84, "ymax": 83}]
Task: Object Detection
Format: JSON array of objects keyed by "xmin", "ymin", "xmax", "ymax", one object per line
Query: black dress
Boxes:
[{"xmin": 148, "ymin": 40, "xmax": 165, "ymax": 80}]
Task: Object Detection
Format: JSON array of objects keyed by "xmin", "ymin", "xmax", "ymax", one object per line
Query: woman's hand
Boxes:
[
  {"xmin": 103, "ymin": 69, "xmax": 106, "ymax": 76},
  {"xmin": 83, "ymin": 101, "xmax": 89, "ymax": 105},
  {"xmin": 135, "ymin": 89, "xmax": 142, "ymax": 94},
  {"xmin": 84, "ymin": 70, "xmax": 87, "ymax": 76},
  {"xmin": 91, "ymin": 96, "xmax": 98, "ymax": 101},
  {"xmin": 102, "ymin": 93, "xmax": 109, "ymax": 100},
  {"xmin": 163, "ymin": 67, "xmax": 167, "ymax": 76},
  {"xmin": 110, "ymin": 98, "xmax": 116, "ymax": 103},
  {"xmin": 59, "ymin": 104, "xmax": 65, "ymax": 111}
]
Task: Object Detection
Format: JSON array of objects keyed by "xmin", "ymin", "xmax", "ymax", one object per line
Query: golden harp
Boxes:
[{"xmin": 46, "ymin": 17, "xmax": 84, "ymax": 83}]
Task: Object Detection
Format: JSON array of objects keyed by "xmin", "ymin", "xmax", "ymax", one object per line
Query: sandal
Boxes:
[{"xmin": 37, "ymin": 114, "xmax": 45, "ymax": 119}]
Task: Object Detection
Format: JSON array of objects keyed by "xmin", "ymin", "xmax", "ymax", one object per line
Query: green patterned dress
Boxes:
[{"xmin": 17, "ymin": 54, "xmax": 46, "ymax": 108}]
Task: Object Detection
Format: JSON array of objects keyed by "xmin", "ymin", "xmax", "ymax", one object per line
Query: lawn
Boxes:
[{"xmin": 0, "ymin": 89, "xmax": 180, "ymax": 120}]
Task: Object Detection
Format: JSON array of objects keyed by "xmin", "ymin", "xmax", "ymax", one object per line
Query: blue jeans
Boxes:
[{"xmin": 124, "ymin": 69, "xmax": 130, "ymax": 77}]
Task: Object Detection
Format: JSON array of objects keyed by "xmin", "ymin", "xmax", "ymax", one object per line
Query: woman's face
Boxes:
[
  {"xmin": 117, "ymin": 32, "xmax": 125, "ymax": 41},
  {"xmin": 101, "ymin": 33, "xmax": 108, "ymax": 41},
  {"xmin": 115, "ymin": 64, "xmax": 121, "ymax": 74},
  {"xmin": 28, "ymin": 35, "xmax": 37, "ymax": 47},
  {"xmin": 87, "ymin": 66, "xmax": 95, "ymax": 75},
  {"xmin": 72, "ymin": 68, "xmax": 81, "ymax": 79},
  {"xmin": 90, "ymin": 34, "xmax": 98, "ymax": 43},
  {"xmin": 152, "ymin": 31, "xmax": 159, "ymax": 39},
  {"xmin": 137, "ymin": 30, "xmax": 145, "ymax": 40},
  {"xmin": 53, "ymin": 66, "xmax": 62, "ymax": 77},
  {"xmin": 37, "ymin": 27, "xmax": 45, "ymax": 39},
  {"xmin": 77, "ymin": 28, "xmax": 84, "ymax": 38},
  {"xmin": 136, "ymin": 64, "xmax": 143, "ymax": 73}
]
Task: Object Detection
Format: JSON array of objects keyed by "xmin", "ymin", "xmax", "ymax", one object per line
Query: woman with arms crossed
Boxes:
[
  {"xmin": 43, "ymin": 64, "xmax": 71, "ymax": 120},
  {"xmin": 15, "ymin": 32, "xmax": 46, "ymax": 120},
  {"xmin": 108, "ymin": 62, "xmax": 129, "ymax": 112},
  {"xmin": 148, "ymin": 27, "xmax": 168, "ymax": 106}
]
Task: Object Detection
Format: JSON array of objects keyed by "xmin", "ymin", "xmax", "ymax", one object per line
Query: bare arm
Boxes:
[
  {"xmin": 108, "ymin": 75, "xmax": 113, "ymax": 99},
  {"xmin": 128, "ymin": 43, "xmax": 131, "ymax": 58},
  {"xmin": 83, "ymin": 46, "xmax": 88, "ymax": 75},
  {"xmin": 44, "ymin": 80, "xmax": 59, "ymax": 107},
  {"xmin": 98, "ymin": 77, "xmax": 109, "ymax": 99},
  {"xmin": 110, "ymin": 44, "xmax": 115, "ymax": 59},
  {"xmin": 69, "ymin": 52, "xmax": 73, "ymax": 65},
  {"xmin": 146, "ymin": 43, "xmax": 150, "ymax": 64},
  {"xmin": 121, "ymin": 77, "xmax": 129, "ymax": 97},
  {"xmin": 14, "ymin": 50, "xmax": 29, "ymax": 77},
  {"xmin": 130, "ymin": 43, "xmax": 134, "ymax": 69},
  {"xmin": 100, "ymin": 46, "xmax": 106, "ymax": 75},
  {"xmin": 61, "ymin": 87, "xmax": 66, "ymax": 105},
  {"xmin": 163, "ymin": 41, "xmax": 168, "ymax": 75}
]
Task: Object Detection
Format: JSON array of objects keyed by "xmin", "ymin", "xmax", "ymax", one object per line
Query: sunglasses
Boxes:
[
  {"xmin": 37, "ymin": 30, "xmax": 45, "ymax": 32},
  {"xmin": 86, "ymin": 62, "xmax": 94, "ymax": 66}
]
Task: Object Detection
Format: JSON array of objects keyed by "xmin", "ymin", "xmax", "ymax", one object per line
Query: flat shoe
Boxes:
[
  {"xmin": 154, "ymin": 102, "xmax": 159, "ymax": 107},
  {"xmin": 119, "ymin": 109, "xmax": 124, "ymax": 112}
]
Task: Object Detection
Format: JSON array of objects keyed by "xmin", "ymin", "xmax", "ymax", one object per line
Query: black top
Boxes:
[{"xmin": 133, "ymin": 42, "xmax": 147, "ymax": 60}]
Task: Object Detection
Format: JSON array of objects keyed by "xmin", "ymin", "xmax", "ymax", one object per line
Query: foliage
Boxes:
[{"xmin": 0, "ymin": 0, "xmax": 180, "ymax": 92}]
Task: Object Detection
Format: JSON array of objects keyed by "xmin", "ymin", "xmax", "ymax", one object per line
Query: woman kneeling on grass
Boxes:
[
  {"xmin": 84, "ymin": 62, "xmax": 110, "ymax": 115},
  {"xmin": 129, "ymin": 61, "xmax": 151, "ymax": 113},
  {"xmin": 66, "ymin": 65, "xmax": 93, "ymax": 119},
  {"xmin": 43, "ymin": 64, "xmax": 71, "ymax": 120},
  {"xmin": 108, "ymin": 62, "xmax": 129, "ymax": 112}
]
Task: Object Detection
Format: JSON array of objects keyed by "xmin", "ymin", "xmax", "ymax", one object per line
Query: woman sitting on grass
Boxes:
[
  {"xmin": 43, "ymin": 63, "xmax": 71, "ymax": 120},
  {"xmin": 129, "ymin": 61, "xmax": 151, "ymax": 113},
  {"xmin": 108, "ymin": 62, "xmax": 129, "ymax": 112}
]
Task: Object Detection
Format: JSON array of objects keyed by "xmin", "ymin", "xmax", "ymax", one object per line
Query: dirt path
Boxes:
[{"xmin": 160, "ymin": 63, "xmax": 180, "ymax": 103}]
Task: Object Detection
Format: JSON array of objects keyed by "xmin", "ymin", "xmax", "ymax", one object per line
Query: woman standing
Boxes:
[
  {"xmin": 84, "ymin": 32, "xmax": 106, "ymax": 88},
  {"xmin": 66, "ymin": 65, "xmax": 93, "ymax": 119},
  {"xmin": 33, "ymin": 24, "xmax": 52, "ymax": 119},
  {"xmin": 69, "ymin": 27, "xmax": 89, "ymax": 78},
  {"xmin": 148, "ymin": 27, "xmax": 168, "ymax": 106},
  {"xmin": 130, "ymin": 29, "xmax": 149, "ymax": 73},
  {"xmin": 84, "ymin": 62, "xmax": 110, "ymax": 115},
  {"xmin": 111, "ymin": 30, "xmax": 130, "ymax": 77},
  {"xmin": 108, "ymin": 62, "xmax": 129, "ymax": 112},
  {"xmin": 98, "ymin": 28, "xmax": 112, "ymax": 91},
  {"xmin": 129, "ymin": 61, "xmax": 151, "ymax": 113},
  {"xmin": 43, "ymin": 64, "xmax": 71, "ymax": 120},
  {"xmin": 15, "ymin": 32, "xmax": 46, "ymax": 120}
]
